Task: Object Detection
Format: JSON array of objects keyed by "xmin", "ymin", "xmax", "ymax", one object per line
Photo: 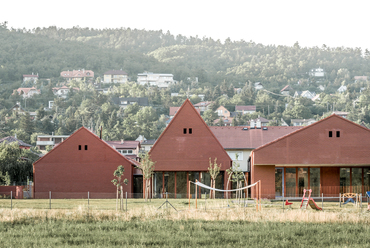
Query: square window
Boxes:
[{"xmin": 329, "ymin": 131, "xmax": 332, "ymax": 137}]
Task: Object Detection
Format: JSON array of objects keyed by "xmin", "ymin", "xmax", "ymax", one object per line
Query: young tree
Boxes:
[
  {"xmin": 226, "ymin": 154, "xmax": 245, "ymax": 201},
  {"xmin": 138, "ymin": 153, "xmax": 156, "ymax": 202},
  {"xmin": 111, "ymin": 165, "xmax": 128, "ymax": 211},
  {"xmin": 208, "ymin": 157, "xmax": 221, "ymax": 199}
]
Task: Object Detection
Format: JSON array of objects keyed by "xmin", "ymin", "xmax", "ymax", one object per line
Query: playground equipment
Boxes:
[
  {"xmin": 189, "ymin": 180, "xmax": 262, "ymax": 212},
  {"xmin": 340, "ymin": 193, "xmax": 360, "ymax": 207},
  {"xmin": 300, "ymin": 189, "xmax": 322, "ymax": 210},
  {"xmin": 366, "ymin": 191, "xmax": 370, "ymax": 211},
  {"xmin": 285, "ymin": 200, "xmax": 293, "ymax": 208}
]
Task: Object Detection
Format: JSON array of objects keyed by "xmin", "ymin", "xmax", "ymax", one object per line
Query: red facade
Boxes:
[
  {"xmin": 33, "ymin": 127, "xmax": 134, "ymax": 198},
  {"xmin": 150, "ymin": 99, "xmax": 232, "ymax": 172}
]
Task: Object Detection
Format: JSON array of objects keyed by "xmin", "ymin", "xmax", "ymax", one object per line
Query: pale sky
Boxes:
[{"xmin": 2, "ymin": 0, "xmax": 369, "ymax": 50}]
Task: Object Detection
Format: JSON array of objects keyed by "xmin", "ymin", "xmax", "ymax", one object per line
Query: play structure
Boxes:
[
  {"xmin": 340, "ymin": 193, "xmax": 360, "ymax": 207},
  {"xmin": 189, "ymin": 180, "xmax": 262, "ymax": 212},
  {"xmin": 300, "ymin": 189, "xmax": 322, "ymax": 210},
  {"xmin": 367, "ymin": 191, "xmax": 370, "ymax": 211}
]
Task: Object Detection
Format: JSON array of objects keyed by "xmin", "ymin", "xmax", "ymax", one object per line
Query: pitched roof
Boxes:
[
  {"xmin": 14, "ymin": 87, "xmax": 40, "ymax": 95},
  {"xmin": 193, "ymin": 101, "xmax": 213, "ymax": 107},
  {"xmin": 150, "ymin": 99, "xmax": 232, "ymax": 171},
  {"xmin": 210, "ymin": 126, "xmax": 303, "ymax": 149},
  {"xmin": 235, "ymin": 105, "xmax": 256, "ymax": 112},
  {"xmin": 34, "ymin": 127, "xmax": 135, "ymax": 166},
  {"xmin": 60, "ymin": 70, "xmax": 94, "ymax": 78},
  {"xmin": 251, "ymin": 117, "xmax": 270, "ymax": 123},
  {"xmin": 106, "ymin": 140, "xmax": 140, "ymax": 149},
  {"xmin": 0, "ymin": 136, "xmax": 32, "ymax": 147},
  {"xmin": 169, "ymin": 107, "xmax": 180, "ymax": 116},
  {"xmin": 280, "ymin": 85, "xmax": 292, "ymax": 92},
  {"xmin": 252, "ymin": 114, "xmax": 370, "ymax": 165}
]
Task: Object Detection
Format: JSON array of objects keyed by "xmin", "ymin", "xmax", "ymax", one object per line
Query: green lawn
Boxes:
[{"xmin": 0, "ymin": 219, "xmax": 369, "ymax": 247}]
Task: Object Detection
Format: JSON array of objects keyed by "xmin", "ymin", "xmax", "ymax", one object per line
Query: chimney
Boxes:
[
  {"xmin": 121, "ymin": 139, "xmax": 124, "ymax": 144},
  {"xmin": 256, "ymin": 119, "xmax": 262, "ymax": 129},
  {"xmin": 250, "ymin": 120, "xmax": 255, "ymax": 128}
]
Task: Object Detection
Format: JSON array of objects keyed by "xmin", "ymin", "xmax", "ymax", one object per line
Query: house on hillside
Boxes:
[
  {"xmin": 137, "ymin": 72, "xmax": 174, "ymax": 88},
  {"xmin": 149, "ymin": 99, "xmax": 232, "ymax": 198},
  {"xmin": 0, "ymin": 136, "xmax": 32, "ymax": 149},
  {"xmin": 215, "ymin": 106, "xmax": 230, "ymax": 118},
  {"xmin": 293, "ymin": 90, "xmax": 316, "ymax": 100},
  {"xmin": 249, "ymin": 117, "xmax": 270, "ymax": 128},
  {"xmin": 193, "ymin": 101, "xmax": 213, "ymax": 112},
  {"xmin": 13, "ymin": 87, "xmax": 40, "ymax": 98},
  {"xmin": 337, "ymin": 85, "xmax": 347, "ymax": 93},
  {"xmin": 103, "ymin": 70, "xmax": 128, "ymax": 83},
  {"xmin": 111, "ymin": 97, "xmax": 149, "ymax": 109},
  {"xmin": 280, "ymin": 85, "xmax": 293, "ymax": 96},
  {"xmin": 33, "ymin": 127, "xmax": 139, "ymax": 199},
  {"xmin": 36, "ymin": 134, "xmax": 70, "ymax": 151},
  {"xmin": 291, "ymin": 118, "xmax": 316, "ymax": 126},
  {"xmin": 235, "ymin": 105, "xmax": 256, "ymax": 115},
  {"xmin": 52, "ymin": 86, "xmax": 79, "ymax": 98},
  {"xmin": 254, "ymin": 82, "xmax": 263, "ymax": 90},
  {"xmin": 106, "ymin": 140, "xmax": 140, "ymax": 160},
  {"xmin": 332, "ymin": 111, "xmax": 348, "ymax": 119},
  {"xmin": 309, "ymin": 67, "xmax": 325, "ymax": 77},
  {"xmin": 60, "ymin": 69, "xmax": 94, "ymax": 82},
  {"xmin": 354, "ymin": 76, "xmax": 368, "ymax": 82},
  {"xmin": 249, "ymin": 114, "xmax": 370, "ymax": 199},
  {"xmin": 23, "ymin": 73, "xmax": 38, "ymax": 84}
]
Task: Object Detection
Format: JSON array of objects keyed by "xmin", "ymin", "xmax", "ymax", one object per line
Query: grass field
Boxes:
[{"xmin": 0, "ymin": 198, "xmax": 369, "ymax": 247}]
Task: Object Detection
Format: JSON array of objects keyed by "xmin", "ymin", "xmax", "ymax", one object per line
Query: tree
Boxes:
[
  {"xmin": 208, "ymin": 157, "xmax": 221, "ymax": 199},
  {"xmin": 226, "ymin": 154, "xmax": 245, "ymax": 201},
  {"xmin": 111, "ymin": 165, "xmax": 128, "ymax": 211},
  {"xmin": 137, "ymin": 153, "xmax": 156, "ymax": 202}
]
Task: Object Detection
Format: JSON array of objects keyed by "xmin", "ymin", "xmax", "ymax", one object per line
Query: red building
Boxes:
[
  {"xmin": 149, "ymin": 99, "xmax": 232, "ymax": 198},
  {"xmin": 33, "ymin": 127, "xmax": 138, "ymax": 198},
  {"xmin": 250, "ymin": 114, "xmax": 370, "ymax": 198}
]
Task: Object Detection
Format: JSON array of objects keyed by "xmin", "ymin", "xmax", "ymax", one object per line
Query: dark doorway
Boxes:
[{"xmin": 133, "ymin": 175, "xmax": 143, "ymax": 198}]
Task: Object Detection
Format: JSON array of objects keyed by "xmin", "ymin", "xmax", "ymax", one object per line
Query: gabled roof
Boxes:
[
  {"xmin": 252, "ymin": 114, "xmax": 370, "ymax": 165},
  {"xmin": 106, "ymin": 140, "xmax": 140, "ymax": 149},
  {"xmin": 60, "ymin": 70, "xmax": 94, "ymax": 78},
  {"xmin": 210, "ymin": 126, "xmax": 303, "ymax": 149},
  {"xmin": 0, "ymin": 136, "xmax": 32, "ymax": 147},
  {"xmin": 193, "ymin": 101, "xmax": 213, "ymax": 107},
  {"xmin": 280, "ymin": 85, "xmax": 292, "ymax": 92},
  {"xmin": 169, "ymin": 107, "xmax": 180, "ymax": 116},
  {"xmin": 34, "ymin": 127, "xmax": 135, "ymax": 166},
  {"xmin": 150, "ymin": 99, "xmax": 232, "ymax": 171},
  {"xmin": 14, "ymin": 87, "xmax": 40, "ymax": 95}
]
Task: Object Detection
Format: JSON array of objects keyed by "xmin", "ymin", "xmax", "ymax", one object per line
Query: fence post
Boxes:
[
  {"xmin": 126, "ymin": 192, "xmax": 127, "ymax": 212},
  {"xmin": 11, "ymin": 191, "xmax": 12, "ymax": 210},
  {"xmin": 322, "ymin": 193, "xmax": 323, "ymax": 210},
  {"xmin": 88, "ymin": 191, "xmax": 90, "ymax": 213},
  {"xmin": 49, "ymin": 191, "xmax": 51, "ymax": 209},
  {"xmin": 205, "ymin": 192, "xmax": 207, "ymax": 211},
  {"xmin": 282, "ymin": 192, "xmax": 284, "ymax": 212},
  {"xmin": 339, "ymin": 193, "xmax": 341, "ymax": 208}
]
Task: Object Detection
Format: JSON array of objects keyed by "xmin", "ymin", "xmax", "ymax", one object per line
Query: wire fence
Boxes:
[{"xmin": 0, "ymin": 190, "xmax": 369, "ymax": 212}]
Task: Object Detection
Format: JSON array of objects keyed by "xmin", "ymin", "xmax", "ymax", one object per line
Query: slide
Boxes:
[{"xmin": 308, "ymin": 198, "xmax": 322, "ymax": 210}]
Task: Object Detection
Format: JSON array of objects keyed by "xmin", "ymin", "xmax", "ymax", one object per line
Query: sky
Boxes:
[{"xmin": 2, "ymin": 0, "xmax": 369, "ymax": 50}]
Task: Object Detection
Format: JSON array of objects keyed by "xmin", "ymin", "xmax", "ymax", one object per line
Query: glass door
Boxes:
[{"xmin": 275, "ymin": 168, "xmax": 284, "ymax": 198}]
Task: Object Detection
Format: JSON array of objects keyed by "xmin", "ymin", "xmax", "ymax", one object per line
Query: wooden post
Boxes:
[
  {"xmin": 256, "ymin": 181, "xmax": 258, "ymax": 212},
  {"xmin": 195, "ymin": 179, "xmax": 198, "ymax": 209},
  {"xmin": 188, "ymin": 181, "xmax": 191, "ymax": 210},
  {"xmin": 259, "ymin": 180, "xmax": 262, "ymax": 211}
]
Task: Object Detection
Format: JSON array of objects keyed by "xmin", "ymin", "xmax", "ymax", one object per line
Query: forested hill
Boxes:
[{"xmin": 1, "ymin": 22, "xmax": 370, "ymax": 92}]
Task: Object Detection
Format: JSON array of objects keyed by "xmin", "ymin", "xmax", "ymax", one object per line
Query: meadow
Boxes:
[{"xmin": 0, "ymin": 198, "xmax": 369, "ymax": 247}]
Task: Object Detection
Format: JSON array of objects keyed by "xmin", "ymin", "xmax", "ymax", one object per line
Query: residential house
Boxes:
[
  {"xmin": 309, "ymin": 67, "xmax": 325, "ymax": 77},
  {"xmin": 293, "ymin": 90, "xmax": 316, "ymax": 100},
  {"xmin": 149, "ymin": 99, "xmax": 232, "ymax": 198},
  {"xmin": 23, "ymin": 73, "xmax": 38, "ymax": 84},
  {"xmin": 215, "ymin": 106, "xmax": 230, "ymax": 118},
  {"xmin": 13, "ymin": 87, "xmax": 40, "ymax": 98},
  {"xmin": 235, "ymin": 105, "xmax": 256, "ymax": 115},
  {"xmin": 337, "ymin": 85, "xmax": 347, "ymax": 93},
  {"xmin": 354, "ymin": 76, "xmax": 368, "ymax": 82},
  {"xmin": 36, "ymin": 134, "xmax": 70, "ymax": 150},
  {"xmin": 210, "ymin": 126, "xmax": 303, "ymax": 173},
  {"xmin": 9, "ymin": 102, "xmax": 26, "ymax": 115},
  {"xmin": 250, "ymin": 114, "xmax": 370, "ymax": 199},
  {"xmin": 52, "ymin": 86, "xmax": 79, "ymax": 98},
  {"xmin": 249, "ymin": 117, "xmax": 270, "ymax": 128},
  {"xmin": 193, "ymin": 101, "xmax": 213, "ymax": 112},
  {"xmin": 332, "ymin": 111, "xmax": 348, "ymax": 119},
  {"xmin": 254, "ymin": 82, "xmax": 263, "ymax": 90},
  {"xmin": 311, "ymin": 94, "xmax": 321, "ymax": 102},
  {"xmin": 33, "ymin": 127, "xmax": 139, "ymax": 198},
  {"xmin": 136, "ymin": 135, "xmax": 156, "ymax": 153},
  {"xmin": 111, "ymin": 97, "xmax": 149, "ymax": 109},
  {"xmin": 291, "ymin": 118, "xmax": 317, "ymax": 126},
  {"xmin": 0, "ymin": 136, "xmax": 32, "ymax": 149},
  {"xmin": 60, "ymin": 69, "xmax": 94, "ymax": 82},
  {"xmin": 280, "ymin": 85, "xmax": 293, "ymax": 96},
  {"xmin": 169, "ymin": 107, "xmax": 180, "ymax": 118},
  {"xmin": 103, "ymin": 70, "xmax": 128, "ymax": 83},
  {"xmin": 137, "ymin": 72, "xmax": 174, "ymax": 88},
  {"xmin": 106, "ymin": 140, "xmax": 140, "ymax": 160},
  {"xmin": 214, "ymin": 117, "xmax": 234, "ymax": 126},
  {"xmin": 317, "ymin": 85, "xmax": 325, "ymax": 91}
]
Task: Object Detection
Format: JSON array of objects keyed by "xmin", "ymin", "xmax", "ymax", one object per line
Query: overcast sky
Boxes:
[{"xmin": 2, "ymin": 0, "xmax": 369, "ymax": 50}]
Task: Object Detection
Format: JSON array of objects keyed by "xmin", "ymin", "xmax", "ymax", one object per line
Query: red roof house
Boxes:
[
  {"xmin": 250, "ymin": 114, "xmax": 370, "ymax": 199},
  {"xmin": 33, "ymin": 127, "xmax": 137, "ymax": 199},
  {"xmin": 149, "ymin": 99, "xmax": 232, "ymax": 197}
]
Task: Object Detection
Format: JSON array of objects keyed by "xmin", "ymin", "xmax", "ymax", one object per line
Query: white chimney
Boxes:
[
  {"xmin": 121, "ymin": 139, "xmax": 124, "ymax": 144},
  {"xmin": 250, "ymin": 120, "xmax": 255, "ymax": 128},
  {"xmin": 256, "ymin": 119, "xmax": 262, "ymax": 129}
]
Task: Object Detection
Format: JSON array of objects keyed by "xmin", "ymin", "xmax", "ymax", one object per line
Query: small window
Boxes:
[
  {"xmin": 336, "ymin": 131, "xmax": 340, "ymax": 137},
  {"xmin": 329, "ymin": 131, "xmax": 332, "ymax": 137},
  {"xmin": 78, "ymin": 145, "xmax": 81, "ymax": 150},
  {"xmin": 189, "ymin": 128, "xmax": 192, "ymax": 134},
  {"xmin": 85, "ymin": 145, "xmax": 88, "ymax": 150},
  {"xmin": 183, "ymin": 128, "xmax": 187, "ymax": 134}
]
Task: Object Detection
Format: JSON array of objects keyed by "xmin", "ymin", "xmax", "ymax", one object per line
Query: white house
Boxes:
[
  {"xmin": 13, "ymin": 87, "xmax": 40, "ymax": 98},
  {"xmin": 337, "ymin": 85, "xmax": 347, "ymax": 93},
  {"xmin": 52, "ymin": 86, "xmax": 79, "ymax": 98},
  {"xmin": 137, "ymin": 72, "xmax": 174, "ymax": 88},
  {"xmin": 103, "ymin": 70, "xmax": 128, "ymax": 83},
  {"xmin": 309, "ymin": 67, "xmax": 325, "ymax": 77}
]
